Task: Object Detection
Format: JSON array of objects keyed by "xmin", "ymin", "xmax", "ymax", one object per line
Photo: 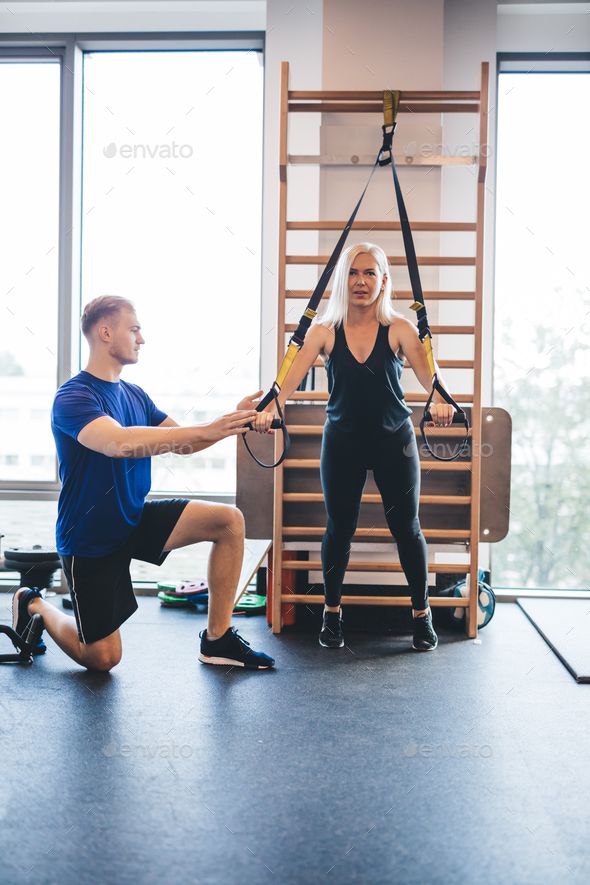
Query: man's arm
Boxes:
[
  {"xmin": 78, "ymin": 409, "xmax": 258, "ymax": 459},
  {"xmin": 159, "ymin": 416, "xmax": 179, "ymax": 428}
]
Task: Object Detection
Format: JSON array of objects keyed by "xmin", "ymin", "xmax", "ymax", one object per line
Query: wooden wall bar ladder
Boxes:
[{"xmin": 270, "ymin": 62, "xmax": 489, "ymax": 638}]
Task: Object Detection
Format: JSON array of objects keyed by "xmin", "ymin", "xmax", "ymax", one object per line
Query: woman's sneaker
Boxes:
[
  {"xmin": 412, "ymin": 607, "xmax": 438, "ymax": 651},
  {"xmin": 12, "ymin": 587, "xmax": 46, "ymax": 655},
  {"xmin": 319, "ymin": 610, "xmax": 344, "ymax": 648},
  {"xmin": 198, "ymin": 627, "xmax": 275, "ymax": 669}
]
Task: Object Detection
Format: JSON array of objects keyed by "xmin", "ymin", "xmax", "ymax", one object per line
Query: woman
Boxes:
[{"xmin": 256, "ymin": 243, "xmax": 456, "ymax": 651}]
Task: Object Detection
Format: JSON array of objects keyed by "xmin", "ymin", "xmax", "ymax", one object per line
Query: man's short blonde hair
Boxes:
[{"xmin": 81, "ymin": 296, "xmax": 135, "ymax": 338}]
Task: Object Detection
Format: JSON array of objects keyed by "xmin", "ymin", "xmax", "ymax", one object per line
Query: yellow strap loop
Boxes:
[
  {"xmin": 383, "ymin": 90, "xmax": 401, "ymax": 128},
  {"xmin": 275, "ymin": 341, "xmax": 301, "ymax": 390},
  {"xmin": 383, "ymin": 90, "xmax": 394, "ymax": 128},
  {"xmin": 422, "ymin": 335, "xmax": 437, "ymax": 379}
]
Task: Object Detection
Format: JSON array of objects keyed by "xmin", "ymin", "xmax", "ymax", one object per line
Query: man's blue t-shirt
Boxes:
[{"xmin": 51, "ymin": 371, "xmax": 167, "ymax": 557}]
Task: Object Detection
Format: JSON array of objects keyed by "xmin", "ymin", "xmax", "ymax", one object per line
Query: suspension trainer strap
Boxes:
[
  {"xmin": 244, "ymin": 132, "xmax": 393, "ymax": 469},
  {"xmin": 382, "ymin": 90, "xmax": 469, "ymax": 462},
  {"xmin": 242, "ymin": 398, "xmax": 289, "ymax": 469}
]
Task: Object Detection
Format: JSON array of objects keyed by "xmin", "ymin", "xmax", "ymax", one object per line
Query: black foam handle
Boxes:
[
  {"xmin": 246, "ymin": 417, "xmax": 284, "ymax": 431},
  {"xmin": 424, "ymin": 409, "xmax": 466, "ymax": 425}
]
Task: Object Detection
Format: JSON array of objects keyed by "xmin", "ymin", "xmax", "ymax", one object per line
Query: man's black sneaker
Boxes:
[
  {"xmin": 198, "ymin": 627, "xmax": 275, "ymax": 669},
  {"xmin": 412, "ymin": 607, "xmax": 438, "ymax": 651},
  {"xmin": 12, "ymin": 587, "xmax": 46, "ymax": 656},
  {"xmin": 319, "ymin": 610, "xmax": 344, "ymax": 648}
]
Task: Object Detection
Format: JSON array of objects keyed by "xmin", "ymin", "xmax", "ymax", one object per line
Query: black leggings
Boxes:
[{"xmin": 319, "ymin": 419, "xmax": 428, "ymax": 610}]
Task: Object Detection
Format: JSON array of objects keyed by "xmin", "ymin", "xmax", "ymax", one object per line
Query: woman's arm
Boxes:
[
  {"xmin": 391, "ymin": 318, "xmax": 456, "ymax": 426},
  {"xmin": 252, "ymin": 324, "xmax": 331, "ymax": 430},
  {"xmin": 277, "ymin": 324, "xmax": 332, "ymax": 407}
]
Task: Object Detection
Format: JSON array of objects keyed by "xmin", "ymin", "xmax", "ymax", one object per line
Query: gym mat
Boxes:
[{"xmin": 517, "ymin": 598, "xmax": 590, "ymax": 684}]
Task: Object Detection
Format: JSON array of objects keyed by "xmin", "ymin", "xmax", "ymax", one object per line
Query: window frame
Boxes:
[
  {"xmin": 498, "ymin": 51, "xmax": 590, "ymax": 74},
  {"xmin": 0, "ymin": 32, "xmax": 264, "ymax": 504},
  {"xmin": 492, "ymin": 51, "xmax": 590, "ymax": 592}
]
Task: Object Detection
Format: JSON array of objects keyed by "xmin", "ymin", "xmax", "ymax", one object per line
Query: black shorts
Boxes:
[{"xmin": 60, "ymin": 499, "xmax": 190, "ymax": 644}]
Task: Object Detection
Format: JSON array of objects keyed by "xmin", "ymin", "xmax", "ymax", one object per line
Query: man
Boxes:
[{"xmin": 12, "ymin": 295, "xmax": 274, "ymax": 671}]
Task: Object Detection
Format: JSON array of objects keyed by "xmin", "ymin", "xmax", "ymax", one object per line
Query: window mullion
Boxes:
[{"xmin": 57, "ymin": 36, "xmax": 83, "ymax": 390}]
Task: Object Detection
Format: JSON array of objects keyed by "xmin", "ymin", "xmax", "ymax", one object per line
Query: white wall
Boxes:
[
  {"xmin": 320, "ymin": 0, "xmax": 446, "ymax": 391},
  {"xmin": 442, "ymin": 0, "xmax": 497, "ymax": 408},
  {"xmin": 497, "ymin": 2, "xmax": 590, "ymax": 51},
  {"xmin": 260, "ymin": 0, "xmax": 323, "ymax": 386},
  {"xmin": 0, "ymin": 1, "xmax": 265, "ymax": 33}
]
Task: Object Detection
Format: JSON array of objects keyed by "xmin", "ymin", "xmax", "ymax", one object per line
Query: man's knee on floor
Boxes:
[{"xmin": 84, "ymin": 642, "xmax": 122, "ymax": 672}]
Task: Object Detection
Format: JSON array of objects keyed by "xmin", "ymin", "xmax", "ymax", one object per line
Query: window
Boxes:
[
  {"xmin": 493, "ymin": 62, "xmax": 590, "ymax": 590},
  {"xmin": 0, "ymin": 59, "xmax": 60, "ymax": 483},
  {"xmin": 0, "ymin": 35, "xmax": 263, "ymax": 586},
  {"xmin": 31, "ymin": 455, "xmax": 53, "ymax": 467},
  {"xmin": 80, "ymin": 49, "xmax": 263, "ymax": 495},
  {"xmin": 0, "ymin": 499, "xmax": 59, "ymax": 584}
]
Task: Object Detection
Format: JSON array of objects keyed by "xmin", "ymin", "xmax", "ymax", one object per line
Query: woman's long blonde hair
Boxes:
[{"xmin": 318, "ymin": 242, "xmax": 398, "ymax": 329}]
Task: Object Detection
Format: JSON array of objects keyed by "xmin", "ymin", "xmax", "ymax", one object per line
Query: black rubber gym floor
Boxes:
[{"xmin": 1, "ymin": 595, "xmax": 588, "ymax": 885}]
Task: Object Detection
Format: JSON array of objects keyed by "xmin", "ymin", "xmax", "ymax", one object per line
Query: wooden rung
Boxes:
[
  {"xmin": 421, "ymin": 461, "xmax": 472, "ymax": 472},
  {"xmin": 286, "ymin": 255, "xmax": 476, "ymax": 267},
  {"xmin": 289, "ymin": 391, "xmax": 472, "ymax": 404},
  {"xmin": 289, "ymin": 154, "xmax": 477, "ymax": 167},
  {"xmin": 288, "ymin": 392, "xmax": 327, "ymax": 401},
  {"xmin": 288, "ymin": 90, "xmax": 480, "ymax": 101},
  {"xmin": 284, "ymin": 290, "xmax": 476, "ymax": 301},
  {"xmin": 284, "ymin": 458, "xmax": 471, "ymax": 472},
  {"xmin": 286, "ymin": 221, "xmax": 477, "ymax": 232},
  {"xmin": 286, "ymin": 424, "xmax": 472, "ymax": 438},
  {"xmin": 394, "ymin": 291, "xmax": 476, "ymax": 301},
  {"xmin": 281, "ymin": 560, "xmax": 470, "ymax": 573},
  {"xmin": 286, "ymin": 425, "xmax": 330, "ymax": 435},
  {"xmin": 312, "ymin": 359, "xmax": 474, "ymax": 368},
  {"xmin": 282, "ymin": 594, "xmax": 471, "ymax": 607},
  {"xmin": 407, "ymin": 392, "xmax": 472, "ymax": 403},
  {"xmin": 288, "ymin": 102, "xmax": 479, "ymax": 114},
  {"xmin": 280, "ymin": 594, "xmax": 470, "ymax": 607},
  {"xmin": 285, "ymin": 324, "xmax": 474, "ymax": 336},
  {"xmin": 422, "ymin": 360, "xmax": 474, "ymax": 369},
  {"xmin": 283, "ymin": 526, "xmax": 471, "ymax": 541},
  {"xmin": 283, "ymin": 493, "xmax": 471, "ymax": 505}
]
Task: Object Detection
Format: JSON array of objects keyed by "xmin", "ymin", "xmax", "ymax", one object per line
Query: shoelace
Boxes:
[
  {"xmin": 324, "ymin": 613, "xmax": 342, "ymax": 634},
  {"xmin": 230, "ymin": 628, "xmax": 251, "ymax": 648},
  {"xmin": 415, "ymin": 615, "xmax": 435, "ymax": 637}
]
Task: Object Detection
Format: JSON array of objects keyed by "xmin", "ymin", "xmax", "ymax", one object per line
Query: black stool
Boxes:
[{"xmin": 3, "ymin": 546, "xmax": 62, "ymax": 592}]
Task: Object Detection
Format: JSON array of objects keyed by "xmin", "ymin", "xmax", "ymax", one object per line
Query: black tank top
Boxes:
[{"xmin": 324, "ymin": 322, "xmax": 412, "ymax": 433}]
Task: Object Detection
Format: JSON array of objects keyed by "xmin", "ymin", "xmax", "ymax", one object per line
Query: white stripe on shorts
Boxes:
[{"xmin": 70, "ymin": 555, "xmax": 87, "ymax": 644}]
